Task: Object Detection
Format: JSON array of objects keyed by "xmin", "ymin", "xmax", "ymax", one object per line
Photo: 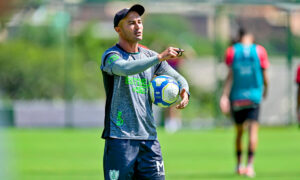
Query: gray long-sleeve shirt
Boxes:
[{"xmin": 100, "ymin": 44, "xmax": 189, "ymax": 140}]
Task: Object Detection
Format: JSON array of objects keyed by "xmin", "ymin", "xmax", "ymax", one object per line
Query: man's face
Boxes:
[{"xmin": 116, "ymin": 11, "xmax": 143, "ymax": 43}]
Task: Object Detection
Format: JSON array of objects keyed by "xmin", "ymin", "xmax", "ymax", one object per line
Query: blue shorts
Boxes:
[{"xmin": 103, "ymin": 138, "xmax": 165, "ymax": 180}]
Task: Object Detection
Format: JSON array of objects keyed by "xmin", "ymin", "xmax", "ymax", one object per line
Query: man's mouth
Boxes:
[{"xmin": 135, "ymin": 32, "xmax": 142, "ymax": 36}]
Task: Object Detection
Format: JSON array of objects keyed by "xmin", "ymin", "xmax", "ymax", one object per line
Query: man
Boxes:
[
  {"xmin": 220, "ymin": 30, "xmax": 269, "ymax": 177},
  {"xmin": 295, "ymin": 65, "xmax": 300, "ymax": 128},
  {"xmin": 100, "ymin": 4, "xmax": 189, "ymax": 180}
]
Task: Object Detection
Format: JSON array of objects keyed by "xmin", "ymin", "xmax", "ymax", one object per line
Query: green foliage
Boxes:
[
  {"xmin": 181, "ymin": 86, "xmax": 215, "ymax": 120},
  {"xmin": 262, "ymin": 37, "xmax": 287, "ymax": 56},
  {"xmin": 71, "ymin": 23, "xmax": 117, "ymax": 99},
  {"xmin": 142, "ymin": 14, "xmax": 214, "ymax": 55},
  {"xmin": 73, "ymin": 22, "xmax": 117, "ymax": 63},
  {"xmin": 14, "ymin": 24, "xmax": 60, "ymax": 47},
  {"xmin": 0, "ymin": 22, "xmax": 118, "ymax": 99},
  {"xmin": 255, "ymin": 35, "xmax": 300, "ymax": 57},
  {"xmin": 292, "ymin": 36, "xmax": 300, "ymax": 56},
  {"xmin": 0, "ymin": 41, "xmax": 64, "ymax": 99}
]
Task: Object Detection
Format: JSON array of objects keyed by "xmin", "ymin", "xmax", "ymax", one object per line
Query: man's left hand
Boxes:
[{"xmin": 176, "ymin": 89, "xmax": 189, "ymax": 109}]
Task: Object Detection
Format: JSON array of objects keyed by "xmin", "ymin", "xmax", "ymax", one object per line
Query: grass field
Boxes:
[{"xmin": 2, "ymin": 126, "xmax": 300, "ymax": 180}]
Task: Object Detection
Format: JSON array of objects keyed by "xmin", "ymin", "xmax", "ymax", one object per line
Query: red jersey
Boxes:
[
  {"xmin": 225, "ymin": 44, "xmax": 269, "ymax": 69},
  {"xmin": 296, "ymin": 65, "xmax": 300, "ymax": 84}
]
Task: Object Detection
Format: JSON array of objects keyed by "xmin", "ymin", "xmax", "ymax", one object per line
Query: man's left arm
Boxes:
[
  {"xmin": 262, "ymin": 69, "xmax": 268, "ymax": 99},
  {"xmin": 155, "ymin": 61, "xmax": 189, "ymax": 109},
  {"xmin": 257, "ymin": 45, "xmax": 270, "ymax": 99}
]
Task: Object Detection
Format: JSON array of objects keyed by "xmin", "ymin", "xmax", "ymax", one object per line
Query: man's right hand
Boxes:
[
  {"xmin": 220, "ymin": 95, "xmax": 230, "ymax": 115},
  {"xmin": 158, "ymin": 47, "xmax": 184, "ymax": 61}
]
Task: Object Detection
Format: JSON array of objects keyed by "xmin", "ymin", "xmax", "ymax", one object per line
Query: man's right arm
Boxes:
[
  {"xmin": 220, "ymin": 46, "xmax": 234, "ymax": 115},
  {"xmin": 220, "ymin": 68, "xmax": 232, "ymax": 115},
  {"xmin": 102, "ymin": 47, "xmax": 182, "ymax": 76},
  {"xmin": 102, "ymin": 53, "xmax": 159, "ymax": 76},
  {"xmin": 112, "ymin": 55, "xmax": 159, "ymax": 76}
]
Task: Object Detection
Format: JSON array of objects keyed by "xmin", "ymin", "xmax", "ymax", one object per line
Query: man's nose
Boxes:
[{"xmin": 135, "ymin": 23, "xmax": 141, "ymax": 29}]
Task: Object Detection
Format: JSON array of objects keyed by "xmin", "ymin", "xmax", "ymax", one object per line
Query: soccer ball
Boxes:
[{"xmin": 150, "ymin": 75, "xmax": 180, "ymax": 108}]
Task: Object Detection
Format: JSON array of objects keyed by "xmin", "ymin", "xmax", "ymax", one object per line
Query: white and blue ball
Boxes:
[{"xmin": 150, "ymin": 75, "xmax": 180, "ymax": 108}]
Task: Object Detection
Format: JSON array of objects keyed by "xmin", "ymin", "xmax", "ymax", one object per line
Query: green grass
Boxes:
[{"xmin": 2, "ymin": 126, "xmax": 300, "ymax": 180}]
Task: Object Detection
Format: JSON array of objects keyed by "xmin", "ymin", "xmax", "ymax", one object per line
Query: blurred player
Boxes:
[
  {"xmin": 100, "ymin": 4, "xmax": 189, "ymax": 180},
  {"xmin": 220, "ymin": 29, "xmax": 269, "ymax": 177},
  {"xmin": 295, "ymin": 65, "xmax": 300, "ymax": 128}
]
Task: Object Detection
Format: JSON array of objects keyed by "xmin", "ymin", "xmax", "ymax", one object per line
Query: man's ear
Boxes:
[{"xmin": 114, "ymin": 26, "xmax": 120, "ymax": 33}]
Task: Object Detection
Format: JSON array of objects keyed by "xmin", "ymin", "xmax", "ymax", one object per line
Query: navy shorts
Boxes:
[
  {"xmin": 103, "ymin": 138, "xmax": 165, "ymax": 180},
  {"xmin": 231, "ymin": 105, "xmax": 260, "ymax": 125}
]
